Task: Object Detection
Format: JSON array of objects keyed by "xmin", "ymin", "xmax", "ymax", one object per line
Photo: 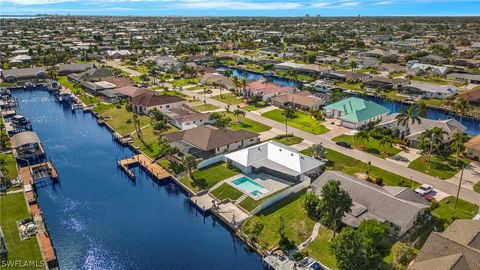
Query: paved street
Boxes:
[
  {"xmin": 181, "ymin": 87, "xmax": 480, "ymax": 205},
  {"xmin": 105, "ymin": 60, "xmax": 142, "ymax": 76}
]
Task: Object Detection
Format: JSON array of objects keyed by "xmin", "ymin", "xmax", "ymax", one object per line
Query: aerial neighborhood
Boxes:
[{"xmin": 0, "ymin": 15, "xmax": 479, "ymax": 270}]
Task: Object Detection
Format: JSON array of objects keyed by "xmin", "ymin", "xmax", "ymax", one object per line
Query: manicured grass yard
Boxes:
[
  {"xmin": 0, "ymin": 193, "xmax": 43, "ymax": 269},
  {"xmin": 211, "ymin": 93, "xmax": 244, "ymax": 105},
  {"xmin": 304, "ymin": 228, "xmax": 338, "ymax": 270},
  {"xmin": 131, "ymin": 125, "xmax": 178, "ymax": 158},
  {"xmin": 179, "ymin": 162, "xmax": 240, "ymax": 192},
  {"xmin": 0, "ymin": 153, "xmax": 18, "ymax": 181},
  {"xmin": 241, "ymin": 102, "xmax": 268, "ymax": 111},
  {"xmin": 191, "ymin": 104, "xmax": 220, "ymax": 112},
  {"xmin": 172, "ymin": 78, "xmax": 200, "ymax": 87},
  {"xmin": 474, "ymin": 181, "xmax": 480, "ymax": 193},
  {"xmin": 210, "ymin": 183, "xmax": 244, "ymax": 201},
  {"xmin": 408, "ymin": 155, "xmax": 470, "ymax": 180},
  {"xmin": 94, "ymin": 104, "xmax": 151, "ymax": 137},
  {"xmin": 228, "ymin": 116, "xmax": 272, "ymax": 133},
  {"xmin": 78, "ymin": 94, "xmax": 99, "ymax": 105},
  {"xmin": 332, "ymin": 134, "xmax": 401, "ymax": 158},
  {"xmin": 262, "ymin": 109, "xmax": 328, "ymax": 135},
  {"xmin": 271, "ymin": 135, "xmax": 304, "ymax": 146},
  {"xmin": 185, "ymin": 85, "xmax": 205, "ymax": 91},
  {"xmin": 242, "ymin": 192, "xmax": 315, "ymax": 250},
  {"xmin": 301, "ymin": 147, "xmax": 418, "ymax": 188},
  {"xmin": 336, "ymin": 82, "xmax": 363, "ymax": 91}
]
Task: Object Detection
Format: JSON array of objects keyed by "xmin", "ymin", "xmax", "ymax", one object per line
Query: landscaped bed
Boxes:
[
  {"xmin": 179, "ymin": 162, "xmax": 240, "ymax": 192},
  {"xmin": 408, "ymin": 155, "xmax": 470, "ymax": 180},
  {"xmin": 210, "ymin": 183, "xmax": 244, "ymax": 201},
  {"xmin": 262, "ymin": 109, "xmax": 328, "ymax": 135},
  {"xmin": 332, "ymin": 134, "xmax": 401, "ymax": 158}
]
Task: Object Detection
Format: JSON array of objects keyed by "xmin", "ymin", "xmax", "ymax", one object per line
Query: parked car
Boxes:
[
  {"xmin": 415, "ymin": 184, "xmax": 433, "ymax": 196},
  {"xmin": 336, "ymin": 141, "xmax": 352, "ymax": 148},
  {"xmin": 423, "ymin": 194, "xmax": 435, "ymax": 202}
]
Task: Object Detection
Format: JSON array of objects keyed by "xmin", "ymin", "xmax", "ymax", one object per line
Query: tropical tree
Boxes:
[
  {"xmin": 318, "ymin": 179, "xmax": 352, "ymax": 237},
  {"xmin": 224, "ymin": 69, "xmax": 233, "ymax": 78},
  {"xmin": 282, "ymin": 106, "xmax": 296, "ymax": 135},
  {"xmin": 183, "ymin": 154, "xmax": 197, "ymax": 178},
  {"xmin": 450, "ymin": 132, "xmax": 469, "ymax": 165},
  {"xmin": 452, "ymin": 98, "xmax": 469, "ymax": 123},
  {"xmin": 332, "ymin": 227, "xmax": 367, "ymax": 270},
  {"xmin": 349, "ymin": 61, "xmax": 358, "ymax": 71},
  {"xmin": 233, "ymin": 109, "xmax": 246, "ymax": 123},
  {"xmin": 311, "ymin": 143, "xmax": 326, "ymax": 160},
  {"xmin": 417, "ymin": 101, "xmax": 428, "ymax": 118},
  {"xmin": 395, "ymin": 104, "xmax": 421, "ymax": 138},
  {"xmin": 353, "ymin": 130, "xmax": 370, "ymax": 149},
  {"xmin": 231, "ymin": 76, "xmax": 239, "ymax": 93},
  {"xmin": 302, "ymin": 192, "xmax": 322, "ymax": 219},
  {"xmin": 379, "ymin": 136, "xmax": 395, "ymax": 156}
]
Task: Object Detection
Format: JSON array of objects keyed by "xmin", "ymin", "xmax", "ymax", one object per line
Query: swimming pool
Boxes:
[{"xmin": 232, "ymin": 176, "xmax": 270, "ymax": 198}]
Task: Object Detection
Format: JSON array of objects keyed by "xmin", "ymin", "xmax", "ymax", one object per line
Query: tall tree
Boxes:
[
  {"xmin": 353, "ymin": 130, "xmax": 370, "ymax": 149},
  {"xmin": 331, "ymin": 227, "xmax": 367, "ymax": 270},
  {"xmin": 282, "ymin": 106, "xmax": 296, "ymax": 135},
  {"xmin": 379, "ymin": 136, "xmax": 395, "ymax": 156},
  {"xmin": 311, "ymin": 143, "xmax": 326, "ymax": 160},
  {"xmin": 183, "ymin": 154, "xmax": 197, "ymax": 178},
  {"xmin": 396, "ymin": 104, "xmax": 421, "ymax": 138},
  {"xmin": 318, "ymin": 180, "xmax": 352, "ymax": 237},
  {"xmin": 417, "ymin": 101, "xmax": 428, "ymax": 118},
  {"xmin": 450, "ymin": 132, "xmax": 469, "ymax": 165},
  {"xmin": 452, "ymin": 97, "xmax": 469, "ymax": 123},
  {"xmin": 233, "ymin": 109, "xmax": 246, "ymax": 123}
]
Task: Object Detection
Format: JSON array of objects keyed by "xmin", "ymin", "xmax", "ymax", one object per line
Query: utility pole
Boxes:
[{"xmin": 454, "ymin": 165, "xmax": 465, "ymax": 209}]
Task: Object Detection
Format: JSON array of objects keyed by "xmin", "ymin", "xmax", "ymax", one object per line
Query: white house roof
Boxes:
[{"xmin": 224, "ymin": 141, "xmax": 324, "ymax": 176}]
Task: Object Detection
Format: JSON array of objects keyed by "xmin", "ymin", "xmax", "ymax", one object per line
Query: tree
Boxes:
[
  {"xmin": 349, "ymin": 61, "xmax": 358, "ymax": 71},
  {"xmin": 417, "ymin": 101, "xmax": 428, "ymax": 118},
  {"xmin": 233, "ymin": 109, "xmax": 246, "ymax": 123},
  {"xmin": 318, "ymin": 180, "xmax": 352, "ymax": 236},
  {"xmin": 302, "ymin": 192, "xmax": 322, "ymax": 219},
  {"xmin": 332, "ymin": 227, "xmax": 367, "ymax": 270},
  {"xmin": 379, "ymin": 136, "xmax": 395, "ymax": 156},
  {"xmin": 452, "ymin": 97, "xmax": 469, "ymax": 123},
  {"xmin": 358, "ymin": 220, "xmax": 389, "ymax": 269},
  {"xmin": 391, "ymin": 242, "xmax": 417, "ymax": 269},
  {"xmin": 282, "ymin": 106, "xmax": 296, "ymax": 135},
  {"xmin": 450, "ymin": 132, "xmax": 469, "ymax": 165},
  {"xmin": 353, "ymin": 130, "xmax": 370, "ymax": 149},
  {"xmin": 183, "ymin": 154, "xmax": 197, "ymax": 178},
  {"xmin": 311, "ymin": 143, "xmax": 326, "ymax": 160},
  {"xmin": 251, "ymin": 94, "xmax": 262, "ymax": 105},
  {"xmin": 396, "ymin": 104, "xmax": 421, "ymax": 138}
]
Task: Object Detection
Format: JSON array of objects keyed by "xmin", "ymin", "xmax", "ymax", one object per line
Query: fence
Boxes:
[
  {"xmin": 251, "ymin": 180, "xmax": 310, "ymax": 215},
  {"xmin": 197, "ymin": 155, "xmax": 225, "ymax": 169}
]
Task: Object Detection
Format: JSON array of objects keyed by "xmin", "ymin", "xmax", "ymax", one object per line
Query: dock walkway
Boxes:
[{"xmin": 118, "ymin": 154, "xmax": 171, "ymax": 181}]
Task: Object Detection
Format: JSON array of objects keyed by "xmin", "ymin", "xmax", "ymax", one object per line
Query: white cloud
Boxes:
[
  {"xmin": 374, "ymin": 1, "xmax": 393, "ymax": 4},
  {"xmin": 173, "ymin": 0, "xmax": 304, "ymax": 10}
]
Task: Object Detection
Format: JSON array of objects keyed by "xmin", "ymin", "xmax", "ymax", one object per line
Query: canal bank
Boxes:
[{"xmin": 12, "ymin": 88, "xmax": 263, "ymax": 270}]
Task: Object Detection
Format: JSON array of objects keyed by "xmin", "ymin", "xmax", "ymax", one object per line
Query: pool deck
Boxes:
[
  {"xmin": 118, "ymin": 154, "xmax": 171, "ymax": 181},
  {"xmin": 190, "ymin": 193, "xmax": 215, "ymax": 212}
]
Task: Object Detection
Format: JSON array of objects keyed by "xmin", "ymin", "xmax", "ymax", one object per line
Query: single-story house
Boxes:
[
  {"xmin": 200, "ymin": 73, "xmax": 235, "ymax": 90},
  {"xmin": 163, "ymin": 125, "xmax": 259, "ymax": 158},
  {"xmin": 106, "ymin": 50, "xmax": 131, "ymax": 59},
  {"xmin": 419, "ymin": 54, "xmax": 448, "ymax": 65},
  {"xmin": 99, "ymin": 85, "xmax": 150, "ymax": 103},
  {"xmin": 131, "ymin": 92, "xmax": 186, "ymax": 114},
  {"xmin": 10, "ymin": 131, "xmax": 45, "ymax": 161},
  {"xmin": 323, "ymin": 70, "xmax": 370, "ymax": 83},
  {"xmin": 271, "ymin": 91, "xmax": 325, "ymax": 110},
  {"xmin": 10, "ymin": 55, "xmax": 32, "ymax": 66},
  {"xmin": 145, "ymin": 56, "xmax": 182, "ymax": 72},
  {"xmin": 323, "ymin": 97, "xmax": 390, "ymax": 129},
  {"xmin": 376, "ymin": 113, "xmax": 466, "ymax": 147},
  {"xmin": 409, "ymin": 220, "xmax": 480, "ymax": 270},
  {"xmin": 1, "ymin": 67, "xmax": 48, "ymax": 83},
  {"xmin": 364, "ymin": 76, "xmax": 409, "ymax": 90},
  {"xmin": 224, "ymin": 141, "xmax": 324, "ymax": 182},
  {"xmin": 446, "ymin": 73, "xmax": 480, "ymax": 84},
  {"xmin": 377, "ymin": 63, "xmax": 407, "ymax": 74},
  {"xmin": 399, "ymin": 82, "xmax": 458, "ymax": 99},
  {"xmin": 58, "ymin": 63, "xmax": 95, "ymax": 75},
  {"xmin": 67, "ymin": 68, "xmax": 114, "ymax": 82},
  {"xmin": 164, "ymin": 106, "xmax": 213, "ymax": 130},
  {"xmin": 465, "ymin": 135, "xmax": 480, "ymax": 161},
  {"xmin": 312, "ymin": 171, "xmax": 429, "ymax": 237},
  {"xmin": 408, "ymin": 63, "xmax": 449, "ymax": 76},
  {"xmin": 244, "ymin": 78, "xmax": 295, "ymax": 101},
  {"xmin": 459, "ymin": 89, "xmax": 480, "ymax": 106}
]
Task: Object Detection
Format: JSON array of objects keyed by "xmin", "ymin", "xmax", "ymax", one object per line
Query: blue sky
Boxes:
[{"xmin": 1, "ymin": 0, "xmax": 479, "ymax": 16}]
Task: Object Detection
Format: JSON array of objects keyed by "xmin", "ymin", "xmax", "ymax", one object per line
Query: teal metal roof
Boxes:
[{"xmin": 324, "ymin": 97, "xmax": 390, "ymax": 123}]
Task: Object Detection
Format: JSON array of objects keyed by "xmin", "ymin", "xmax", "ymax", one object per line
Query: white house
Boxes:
[{"xmin": 399, "ymin": 82, "xmax": 458, "ymax": 99}]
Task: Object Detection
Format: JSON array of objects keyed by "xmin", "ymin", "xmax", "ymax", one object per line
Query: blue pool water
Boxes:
[
  {"xmin": 12, "ymin": 88, "xmax": 263, "ymax": 270},
  {"xmin": 232, "ymin": 176, "xmax": 269, "ymax": 198},
  {"xmin": 219, "ymin": 66, "xmax": 480, "ymax": 136}
]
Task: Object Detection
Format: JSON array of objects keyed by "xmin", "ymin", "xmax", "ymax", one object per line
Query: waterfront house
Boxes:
[
  {"xmin": 163, "ymin": 125, "xmax": 259, "ymax": 159},
  {"xmin": 99, "ymin": 85, "xmax": 150, "ymax": 103},
  {"xmin": 399, "ymin": 82, "xmax": 458, "ymax": 99},
  {"xmin": 164, "ymin": 106, "xmax": 213, "ymax": 130},
  {"xmin": 465, "ymin": 135, "xmax": 480, "ymax": 161},
  {"xmin": 146, "ymin": 56, "xmax": 182, "ymax": 72},
  {"xmin": 312, "ymin": 171, "xmax": 429, "ymax": 237},
  {"xmin": 446, "ymin": 73, "xmax": 480, "ymax": 84},
  {"xmin": 10, "ymin": 131, "xmax": 45, "ymax": 161},
  {"xmin": 58, "ymin": 63, "xmax": 95, "ymax": 75},
  {"xmin": 408, "ymin": 63, "xmax": 449, "ymax": 76},
  {"xmin": 323, "ymin": 70, "xmax": 370, "ymax": 83},
  {"xmin": 244, "ymin": 78, "xmax": 295, "ymax": 101},
  {"xmin": 224, "ymin": 141, "xmax": 324, "ymax": 182},
  {"xmin": 409, "ymin": 220, "xmax": 480, "ymax": 270},
  {"xmin": 459, "ymin": 89, "xmax": 480, "ymax": 106},
  {"xmin": 1, "ymin": 67, "xmax": 48, "ymax": 84},
  {"xmin": 323, "ymin": 97, "xmax": 390, "ymax": 129},
  {"xmin": 364, "ymin": 76, "xmax": 409, "ymax": 90},
  {"xmin": 67, "ymin": 68, "xmax": 114, "ymax": 82},
  {"xmin": 376, "ymin": 113, "xmax": 465, "ymax": 147},
  {"xmin": 131, "ymin": 92, "xmax": 186, "ymax": 114},
  {"xmin": 200, "ymin": 73, "xmax": 235, "ymax": 90},
  {"xmin": 271, "ymin": 91, "xmax": 325, "ymax": 111}
]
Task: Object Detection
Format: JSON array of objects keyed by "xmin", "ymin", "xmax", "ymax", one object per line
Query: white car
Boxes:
[{"xmin": 415, "ymin": 184, "xmax": 433, "ymax": 196}]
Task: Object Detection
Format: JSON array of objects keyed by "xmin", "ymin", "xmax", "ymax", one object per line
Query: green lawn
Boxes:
[
  {"xmin": 159, "ymin": 90, "xmax": 188, "ymax": 98},
  {"xmin": 179, "ymin": 162, "xmax": 240, "ymax": 192},
  {"xmin": 185, "ymin": 85, "xmax": 205, "ymax": 91},
  {"xmin": 332, "ymin": 134, "xmax": 401, "ymax": 158},
  {"xmin": 131, "ymin": 125, "xmax": 178, "ymax": 158},
  {"xmin": 408, "ymin": 155, "xmax": 470, "ymax": 180},
  {"xmin": 0, "ymin": 193, "xmax": 43, "ymax": 269},
  {"xmin": 304, "ymin": 228, "xmax": 338, "ymax": 270},
  {"xmin": 262, "ymin": 109, "xmax": 328, "ymax": 135},
  {"xmin": 336, "ymin": 82, "xmax": 363, "ymax": 91},
  {"xmin": 191, "ymin": 104, "xmax": 220, "ymax": 112},
  {"xmin": 78, "ymin": 94, "xmax": 99, "ymax": 105},
  {"xmin": 211, "ymin": 93, "xmax": 244, "ymax": 105},
  {"xmin": 239, "ymin": 188, "xmax": 288, "ymax": 212},
  {"xmin": 210, "ymin": 183, "xmax": 244, "ymax": 201},
  {"xmin": 94, "ymin": 104, "xmax": 151, "ymax": 137},
  {"xmin": 474, "ymin": 181, "xmax": 480, "ymax": 193},
  {"xmin": 242, "ymin": 192, "xmax": 316, "ymax": 250},
  {"xmin": 157, "ymin": 159, "xmax": 185, "ymax": 175},
  {"xmin": 271, "ymin": 135, "xmax": 304, "ymax": 146},
  {"xmin": 172, "ymin": 78, "xmax": 199, "ymax": 87},
  {"xmin": 410, "ymin": 76, "xmax": 464, "ymax": 87},
  {"xmin": 228, "ymin": 117, "xmax": 272, "ymax": 133},
  {"xmin": 58, "ymin": 76, "xmax": 81, "ymax": 94},
  {"xmin": 301, "ymin": 147, "xmax": 418, "ymax": 188},
  {"xmin": 0, "ymin": 153, "xmax": 18, "ymax": 181},
  {"xmin": 130, "ymin": 76, "xmax": 142, "ymax": 83},
  {"xmin": 241, "ymin": 102, "xmax": 268, "ymax": 111}
]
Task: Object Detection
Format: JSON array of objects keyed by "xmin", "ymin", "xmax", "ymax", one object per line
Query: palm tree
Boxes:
[
  {"xmin": 311, "ymin": 144, "xmax": 326, "ymax": 160},
  {"xmin": 231, "ymin": 76, "xmax": 239, "ymax": 93},
  {"xmin": 133, "ymin": 114, "xmax": 143, "ymax": 143},
  {"xmin": 452, "ymin": 98, "xmax": 469, "ymax": 123},
  {"xmin": 422, "ymin": 127, "xmax": 447, "ymax": 169},
  {"xmin": 417, "ymin": 101, "xmax": 428, "ymax": 118},
  {"xmin": 349, "ymin": 61, "xmax": 358, "ymax": 71},
  {"xmin": 282, "ymin": 106, "xmax": 296, "ymax": 135},
  {"xmin": 450, "ymin": 132, "xmax": 469, "ymax": 165},
  {"xmin": 239, "ymin": 78, "xmax": 247, "ymax": 96},
  {"xmin": 233, "ymin": 109, "xmax": 246, "ymax": 123},
  {"xmin": 183, "ymin": 154, "xmax": 197, "ymax": 178},
  {"xmin": 395, "ymin": 104, "xmax": 421, "ymax": 139},
  {"xmin": 354, "ymin": 130, "xmax": 370, "ymax": 149},
  {"xmin": 379, "ymin": 136, "xmax": 395, "ymax": 156}
]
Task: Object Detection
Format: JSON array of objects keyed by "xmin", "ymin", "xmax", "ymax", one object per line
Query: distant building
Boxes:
[
  {"xmin": 323, "ymin": 97, "xmax": 390, "ymax": 129},
  {"xmin": 465, "ymin": 135, "xmax": 480, "ymax": 161},
  {"xmin": 271, "ymin": 91, "xmax": 326, "ymax": 110},
  {"xmin": 58, "ymin": 63, "xmax": 95, "ymax": 75},
  {"xmin": 399, "ymin": 82, "xmax": 458, "ymax": 99},
  {"xmin": 1, "ymin": 67, "xmax": 48, "ymax": 83},
  {"xmin": 131, "ymin": 92, "xmax": 186, "ymax": 114},
  {"xmin": 244, "ymin": 78, "xmax": 294, "ymax": 101}
]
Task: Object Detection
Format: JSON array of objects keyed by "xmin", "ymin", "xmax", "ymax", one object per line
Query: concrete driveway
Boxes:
[
  {"xmin": 446, "ymin": 161, "xmax": 480, "ymax": 191},
  {"xmin": 387, "ymin": 146, "xmax": 421, "ymax": 167}
]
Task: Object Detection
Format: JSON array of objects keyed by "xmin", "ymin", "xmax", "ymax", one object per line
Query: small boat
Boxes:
[{"xmin": 24, "ymin": 82, "xmax": 34, "ymax": 88}]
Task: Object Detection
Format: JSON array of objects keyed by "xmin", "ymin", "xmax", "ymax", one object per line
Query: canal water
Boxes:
[
  {"xmin": 13, "ymin": 89, "xmax": 263, "ymax": 270},
  {"xmin": 219, "ymin": 66, "xmax": 480, "ymax": 136}
]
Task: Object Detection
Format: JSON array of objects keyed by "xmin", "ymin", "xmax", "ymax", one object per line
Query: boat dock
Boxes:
[
  {"xmin": 19, "ymin": 161, "xmax": 58, "ymax": 186},
  {"xmin": 118, "ymin": 154, "xmax": 171, "ymax": 181}
]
